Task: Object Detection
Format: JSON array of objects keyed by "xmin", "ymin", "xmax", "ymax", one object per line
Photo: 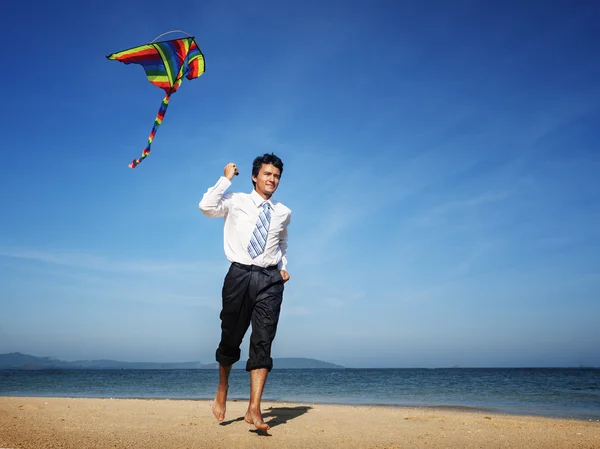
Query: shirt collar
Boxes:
[{"xmin": 251, "ymin": 189, "xmax": 275, "ymax": 209}]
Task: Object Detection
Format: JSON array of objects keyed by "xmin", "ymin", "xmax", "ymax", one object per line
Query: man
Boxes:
[{"xmin": 199, "ymin": 153, "xmax": 291, "ymax": 431}]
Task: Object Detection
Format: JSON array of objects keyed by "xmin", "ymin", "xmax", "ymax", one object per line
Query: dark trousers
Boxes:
[{"xmin": 215, "ymin": 262, "xmax": 284, "ymax": 372}]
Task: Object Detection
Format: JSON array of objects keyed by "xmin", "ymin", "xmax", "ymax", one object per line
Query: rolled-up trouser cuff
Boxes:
[
  {"xmin": 216, "ymin": 348, "xmax": 240, "ymax": 367},
  {"xmin": 246, "ymin": 357, "xmax": 273, "ymax": 372}
]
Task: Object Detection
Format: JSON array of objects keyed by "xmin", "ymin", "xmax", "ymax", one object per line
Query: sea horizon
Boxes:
[
  {"xmin": 2, "ymin": 366, "xmax": 600, "ymax": 370},
  {"xmin": 2, "ymin": 351, "xmax": 599, "ymax": 370}
]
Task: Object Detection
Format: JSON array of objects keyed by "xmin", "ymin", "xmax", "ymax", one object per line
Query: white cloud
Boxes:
[
  {"xmin": 0, "ymin": 247, "xmax": 223, "ymax": 276},
  {"xmin": 416, "ymin": 191, "xmax": 511, "ymax": 227},
  {"xmin": 282, "ymin": 305, "xmax": 312, "ymax": 317}
]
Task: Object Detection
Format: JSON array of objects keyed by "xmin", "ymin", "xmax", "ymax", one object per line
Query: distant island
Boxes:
[{"xmin": 0, "ymin": 352, "xmax": 345, "ymax": 371}]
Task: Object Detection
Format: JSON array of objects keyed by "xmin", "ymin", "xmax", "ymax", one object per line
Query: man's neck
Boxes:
[{"xmin": 254, "ymin": 189, "xmax": 272, "ymax": 201}]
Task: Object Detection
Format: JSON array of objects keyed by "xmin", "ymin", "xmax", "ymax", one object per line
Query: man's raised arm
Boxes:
[{"xmin": 199, "ymin": 162, "xmax": 238, "ymax": 218}]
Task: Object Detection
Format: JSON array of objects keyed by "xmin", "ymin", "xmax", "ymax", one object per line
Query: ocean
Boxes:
[{"xmin": 1, "ymin": 368, "xmax": 599, "ymax": 421}]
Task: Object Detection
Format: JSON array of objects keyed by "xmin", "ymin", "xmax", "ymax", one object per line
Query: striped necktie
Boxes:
[{"xmin": 248, "ymin": 201, "xmax": 271, "ymax": 258}]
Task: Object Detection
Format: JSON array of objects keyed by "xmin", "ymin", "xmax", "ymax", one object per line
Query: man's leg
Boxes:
[
  {"xmin": 244, "ymin": 270, "xmax": 284, "ymax": 430},
  {"xmin": 213, "ymin": 364, "xmax": 232, "ymax": 422},
  {"xmin": 213, "ymin": 264, "xmax": 252, "ymax": 422},
  {"xmin": 244, "ymin": 368, "xmax": 269, "ymax": 430}
]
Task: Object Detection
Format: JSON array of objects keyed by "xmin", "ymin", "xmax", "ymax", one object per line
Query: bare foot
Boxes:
[
  {"xmin": 244, "ymin": 407, "xmax": 270, "ymax": 431},
  {"xmin": 212, "ymin": 385, "xmax": 228, "ymax": 422}
]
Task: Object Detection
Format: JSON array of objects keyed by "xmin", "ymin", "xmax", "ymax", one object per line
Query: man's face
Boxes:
[{"xmin": 253, "ymin": 163, "xmax": 281, "ymax": 197}]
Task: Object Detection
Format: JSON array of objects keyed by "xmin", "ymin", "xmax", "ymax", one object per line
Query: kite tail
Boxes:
[{"xmin": 129, "ymin": 93, "xmax": 171, "ymax": 168}]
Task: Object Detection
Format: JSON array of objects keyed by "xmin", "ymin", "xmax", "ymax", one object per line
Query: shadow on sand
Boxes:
[
  {"xmin": 263, "ymin": 405, "xmax": 313, "ymax": 428},
  {"xmin": 220, "ymin": 405, "xmax": 313, "ymax": 436}
]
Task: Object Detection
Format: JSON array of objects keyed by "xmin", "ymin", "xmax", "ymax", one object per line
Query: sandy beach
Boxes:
[{"xmin": 1, "ymin": 396, "xmax": 599, "ymax": 448}]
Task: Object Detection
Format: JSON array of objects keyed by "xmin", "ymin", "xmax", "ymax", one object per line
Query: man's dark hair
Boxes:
[{"xmin": 252, "ymin": 153, "xmax": 284, "ymax": 187}]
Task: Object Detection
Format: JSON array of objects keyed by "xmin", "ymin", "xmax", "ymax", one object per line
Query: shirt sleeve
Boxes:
[
  {"xmin": 277, "ymin": 212, "xmax": 291, "ymax": 271},
  {"xmin": 198, "ymin": 176, "xmax": 233, "ymax": 218}
]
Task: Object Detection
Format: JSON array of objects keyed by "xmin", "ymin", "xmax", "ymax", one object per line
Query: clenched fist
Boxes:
[{"xmin": 224, "ymin": 162, "xmax": 239, "ymax": 180}]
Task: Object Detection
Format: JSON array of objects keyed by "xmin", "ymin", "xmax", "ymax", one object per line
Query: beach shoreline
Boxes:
[
  {"xmin": 3, "ymin": 393, "xmax": 599, "ymax": 422},
  {"xmin": 1, "ymin": 396, "xmax": 599, "ymax": 448}
]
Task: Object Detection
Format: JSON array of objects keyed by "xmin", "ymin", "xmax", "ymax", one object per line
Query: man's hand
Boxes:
[
  {"xmin": 224, "ymin": 162, "xmax": 239, "ymax": 180},
  {"xmin": 280, "ymin": 270, "xmax": 290, "ymax": 283}
]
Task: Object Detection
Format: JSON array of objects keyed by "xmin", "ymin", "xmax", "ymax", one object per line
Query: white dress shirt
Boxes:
[{"xmin": 199, "ymin": 176, "xmax": 291, "ymax": 271}]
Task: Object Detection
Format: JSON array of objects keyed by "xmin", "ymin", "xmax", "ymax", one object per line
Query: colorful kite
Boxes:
[{"xmin": 107, "ymin": 31, "xmax": 205, "ymax": 168}]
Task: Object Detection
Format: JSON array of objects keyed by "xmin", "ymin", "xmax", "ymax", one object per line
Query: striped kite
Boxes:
[{"xmin": 107, "ymin": 31, "xmax": 206, "ymax": 168}]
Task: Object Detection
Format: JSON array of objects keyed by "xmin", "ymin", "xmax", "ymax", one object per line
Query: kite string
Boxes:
[{"xmin": 151, "ymin": 30, "xmax": 193, "ymax": 43}]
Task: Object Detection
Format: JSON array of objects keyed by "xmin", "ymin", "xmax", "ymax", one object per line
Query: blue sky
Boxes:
[{"xmin": 1, "ymin": 0, "xmax": 599, "ymax": 368}]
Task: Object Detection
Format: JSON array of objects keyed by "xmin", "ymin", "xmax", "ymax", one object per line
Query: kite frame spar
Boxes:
[
  {"xmin": 107, "ymin": 30, "xmax": 205, "ymax": 168},
  {"xmin": 150, "ymin": 29, "xmax": 193, "ymax": 42}
]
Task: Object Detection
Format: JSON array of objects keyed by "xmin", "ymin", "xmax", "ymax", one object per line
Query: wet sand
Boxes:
[{"xmin": 1, "ymin": 396, "xmax": 599, "ymax": 448}]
